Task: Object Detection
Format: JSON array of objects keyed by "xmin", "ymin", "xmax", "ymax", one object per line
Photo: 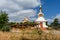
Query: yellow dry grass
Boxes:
[{"xmin": 0, "ymin": 28, "xmax": 60, "ymax": 40}]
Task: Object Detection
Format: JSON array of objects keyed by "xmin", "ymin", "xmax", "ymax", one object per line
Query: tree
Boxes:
[
  {"xmin": 51, "ymin": 18, "xmax": 59, "ymax": 26},
  {"xmin": 50, "ymin": 18, "xmax": 59, "ymax": 29},
  {"xmin": 0, "ymin": 11, "xmax": 9, "ymax": 30},
  {"xmin": 46, "ymin": 22, "xmax": 48, "ymax": 26}
]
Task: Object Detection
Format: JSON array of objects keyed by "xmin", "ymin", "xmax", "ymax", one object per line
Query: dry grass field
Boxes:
[{"xmin": 0, "ymin": 28, "xmax": 60, "ymax": 40}]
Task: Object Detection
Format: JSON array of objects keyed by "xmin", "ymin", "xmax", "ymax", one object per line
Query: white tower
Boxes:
[{"xmin": 36, "ymin": 2, "xmax": 48, "ymax": 29}]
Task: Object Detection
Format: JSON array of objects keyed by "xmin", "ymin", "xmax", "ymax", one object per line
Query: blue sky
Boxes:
[
  {"xmin": 42, "ymin": 0, "xmax": 60, "ymax": 19},
  {"xmin": 34, "ymin": 0, "xmax": 60, "ymax": 18},
  {"xmin": 34, "ymin": 0, "xmax": 60, "ymax": 24},
  {"xmin": 43, "ymin": 0, "xmax": 60, "ymax": 23},
  {"xmin": 0, "ymin": 0, "xmax": 60, "ymax": 24}
]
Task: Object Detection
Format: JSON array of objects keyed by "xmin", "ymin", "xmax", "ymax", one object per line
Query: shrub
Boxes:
[{"xmin": 1, "ymin": 26, "xmax": 10, "ymax": 32}]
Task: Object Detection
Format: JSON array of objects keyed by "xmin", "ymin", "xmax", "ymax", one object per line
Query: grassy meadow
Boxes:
[{"xmin": 0, "ymin": 28, "xmax": 60, "ymax": 40}]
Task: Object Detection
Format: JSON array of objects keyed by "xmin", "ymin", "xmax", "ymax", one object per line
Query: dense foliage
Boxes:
[
  {"xmin": 50, "ymin": 18, "xmax": 60, "ymax": 29},
  {"xmin": 10, "ymin": 22, "xmax": 38, "ymax": 29},
  {"xmin": 0, "ymin": 11, "xmax": 10, "ymax": 32}
]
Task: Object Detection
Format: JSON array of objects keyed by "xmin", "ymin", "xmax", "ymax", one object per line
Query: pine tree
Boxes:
[
  {"xmin": 51, "ymin": 18, "xmax": 59, "ymax": 26},
  {"xmin": 50, "ymin": 18, "xmax": 59, "ymax": 29}
]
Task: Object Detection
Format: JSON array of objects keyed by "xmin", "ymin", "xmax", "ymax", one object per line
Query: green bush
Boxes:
[{"xmin": 1, "ymin": 26, "xmax": 10, "ymax": 32}]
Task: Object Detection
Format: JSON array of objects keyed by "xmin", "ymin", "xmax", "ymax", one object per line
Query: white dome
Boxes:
[{"xmin": 36, "ymin": 17, "xmax": 47, "ymax": 22}]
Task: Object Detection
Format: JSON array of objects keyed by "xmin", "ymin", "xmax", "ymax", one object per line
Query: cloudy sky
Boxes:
[{"xmin": 0, "ymin": 0, "xmax": 60, "ymax": 24}]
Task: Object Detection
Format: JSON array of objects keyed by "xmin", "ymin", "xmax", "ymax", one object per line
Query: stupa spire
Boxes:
[
  {"xmin": 38, "ymin": 1, "xmax": 44, "ymax": 17},
  {"xmin": 40, "ymin": 2, "xmax": 42, "ymax": 12},
  {"xmin": 36, "ymin": 0, "xmax": 48, "ymax": 29}
]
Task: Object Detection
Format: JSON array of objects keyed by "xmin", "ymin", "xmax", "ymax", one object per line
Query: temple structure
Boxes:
[
  {"xmin": 36, "ymin": 2, "xmax": 48, "ymax": 29},
  {"xmin": 22, "ymin": 17, "xmax": 29, "ymax": 23}
]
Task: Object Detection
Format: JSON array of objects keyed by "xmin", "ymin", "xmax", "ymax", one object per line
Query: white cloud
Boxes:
[
  {"xmin": 0, "ymin": 0, "xmax": 40, "ymax": 22},
  {"xmin": 15, "ymin": 0, "xmax": 40, "ymax": 8},
  {"xmin": 9, "ymin": 9, "xmax": 35, "ymax": 17},
  {"xmin": 0, "ymin": 0, "xmax": 6, "ymax": 6},
  {"xmin": 9, "ymin": 9, "xmax": 36, "ymax": 22},
  {"xmin": 55, "ymin": 14, "xmax": 60, "ymax": 22},
  {"xmin": 47, "ymin": 19, "xmax": 53, "ymax": 25},
  {"xmin": 47, "ymin": 14, "xmax": 60, "ymax": 25}
]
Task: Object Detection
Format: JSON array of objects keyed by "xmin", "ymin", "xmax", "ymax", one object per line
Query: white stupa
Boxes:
[{"xmin": 36, "ymin": 3, "xmax": 48, "ymax": 28}]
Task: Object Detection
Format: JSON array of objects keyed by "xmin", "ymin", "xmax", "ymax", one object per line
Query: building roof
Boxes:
[{"xmin": 22, "ymin": 17, "xmax": 29, "ymax": 23}]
